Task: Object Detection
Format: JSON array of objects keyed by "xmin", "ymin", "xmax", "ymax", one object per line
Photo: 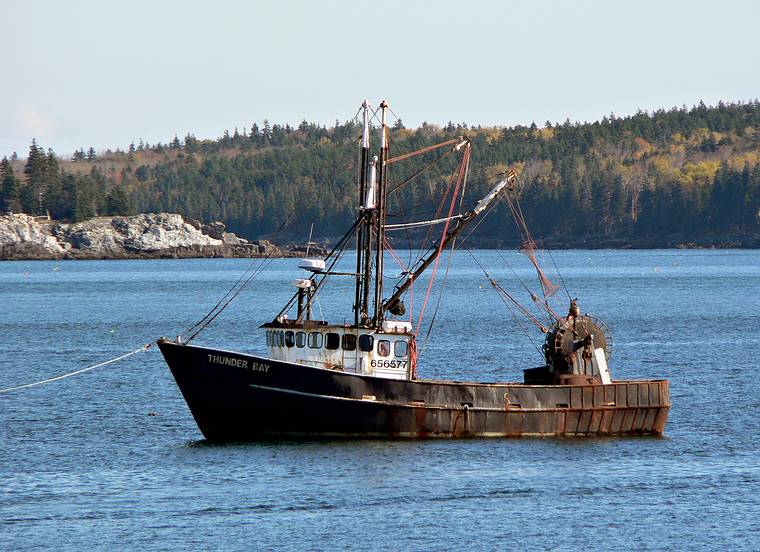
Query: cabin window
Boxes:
[
  {"xmin": 359, "ymin": 334, "xmax": 374, "ymax": 352},
  {"xmin": 275, "ymin": 331, "xmax": 283, "ymax": 347},
  {"xmin": 296, "ymin": 331, "xmax": 306, "ymax": 348},
  {"xmin": 394, "ymin": 340, "xmax": 408, "ymax": 358},
  {"xmin": 266, "ymin": 331, "xmax": 272, "ymax": 347},
  {"xmin": 325, "ymin": 332, "xmax": 340, "ymax": 350},
  {"xmin": 285, "ymin": 331, "xmax": 295, "ymax": 348},
  {"xmin": 342, "ymin": 333, "xmax": 357, "ymax": 351},
  {"xmin": 377, "ymin": 340, "xmax": 391, "ymax": 357},
  {"xmin": 308, "ymin": 332, "xmax": 323, "ymax": 349}
]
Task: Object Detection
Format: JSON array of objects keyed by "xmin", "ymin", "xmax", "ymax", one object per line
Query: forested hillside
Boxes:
[{"xmin": 2, "ymin": 100, "xmax": 760, "ymax": 247}]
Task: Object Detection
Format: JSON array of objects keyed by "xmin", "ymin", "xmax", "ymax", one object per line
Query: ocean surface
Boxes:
[{"xmin": 1, "ymin": 250, "xmax": 758, "ymax": 551}]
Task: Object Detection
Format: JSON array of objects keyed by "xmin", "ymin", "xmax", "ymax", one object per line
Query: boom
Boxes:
[{"xmin": 382, "ymin": 169, "xmax": 516, "ymax": 315}]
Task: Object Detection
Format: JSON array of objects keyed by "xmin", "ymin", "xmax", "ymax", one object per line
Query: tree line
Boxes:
[{"xmin": 2, "ymin": 100, "xmax": 759, "ymax": 245}]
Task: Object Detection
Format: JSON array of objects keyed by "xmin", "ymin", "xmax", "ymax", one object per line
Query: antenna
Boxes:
[{"xmin": 306, "ymin": 222, "xmax": 314, "ymax": 256}]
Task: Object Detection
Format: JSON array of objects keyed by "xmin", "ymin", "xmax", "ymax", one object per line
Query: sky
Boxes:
[{"xmin": 2, "ymin": 0, "xmax": 760, "ymax": 157}]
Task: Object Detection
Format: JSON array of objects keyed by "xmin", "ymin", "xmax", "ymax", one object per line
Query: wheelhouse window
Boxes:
[
  {"xmin": 359, "ymin": 334, "xmax": 374, "ymax": 352},
  {"xmin": 308, "ymin": 332, "xmax": 323, "ymax": 349},
  {"xmin": 377, "ymin": 340, "xmax": 391, "ymax": 357},
  {"xmin": 342, "ymin": 333, "xmax": 357, "ymax": 351},
  {"xmin": 325, "ymin": 332, "xmax": 340, "ymax": 350},
  {"xmin": 285, "ymin": 331, "xmax": 295, "ymax": 348},
  {"xmin": 276, "ymin": 331, "xmax": 284, "ymax": 347},
  {"xmin": 394, "ymin": 340, "xmax": 408, "ymax": 358},
  {"xmin": 266, "ymin": 331, "xmax": 272, "ymax": 347},
  {"xmin": 295, "ymin": 331, "xmax": 306, "ymax": 348}
]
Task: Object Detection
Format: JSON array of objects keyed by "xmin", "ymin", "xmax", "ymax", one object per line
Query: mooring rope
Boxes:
[{"xmin": 0, "ymin": 341, "xmax": 155, "ymax": 395}]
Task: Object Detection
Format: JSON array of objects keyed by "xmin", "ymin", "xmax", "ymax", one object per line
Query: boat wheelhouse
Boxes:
[{"xmin": 262, "ymin": 321, "xmax": 414, "ymax": 379}]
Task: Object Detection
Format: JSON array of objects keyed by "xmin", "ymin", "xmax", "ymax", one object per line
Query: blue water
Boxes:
[{"xmin": 1, "ymin": 250, "xmax": 759, "ymax": 551}]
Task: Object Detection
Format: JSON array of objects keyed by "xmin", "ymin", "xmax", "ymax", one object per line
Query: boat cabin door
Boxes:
[{"xmin": 341, "ymin": 331, "xmax": 361, "ymax": 374}]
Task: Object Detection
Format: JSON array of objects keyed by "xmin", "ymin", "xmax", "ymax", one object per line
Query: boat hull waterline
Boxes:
[{"xmin": 158, "ymin": 340, "xmax": 670, "ymax": 441}]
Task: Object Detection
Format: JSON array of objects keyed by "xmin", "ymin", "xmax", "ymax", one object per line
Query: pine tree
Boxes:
[
  {"xmin": 106, "ymin": 185, "xmax": 131, "ymax": 215},
  {"xmin": 86, "ymin": 147, "xmax": 96, "ymax": 161},
  {"xmin": 0, "ymin": 157, "xmax": 21, "ymax": 213},
  {"xmin": 23, "ymin": 140, "xmax": 50, "ymax": 214},
  {"xmin": 24, "ymin": 139, "xmax": 44, "ymax": 182}
]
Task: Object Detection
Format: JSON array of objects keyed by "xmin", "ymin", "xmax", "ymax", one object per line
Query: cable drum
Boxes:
[{"xmin": 543, "ymin": 314, "xmax": 613, "ymax": 375}]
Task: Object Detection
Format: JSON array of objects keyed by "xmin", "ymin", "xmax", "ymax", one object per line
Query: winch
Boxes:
[{"xmin": 542, "ymin": 300, "xmax": 613, "ymax": 384}]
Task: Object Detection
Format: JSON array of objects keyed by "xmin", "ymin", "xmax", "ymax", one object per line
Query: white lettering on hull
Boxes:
[{"xmin": 207, "ymin": 354, "xmax": 270, "ymax": 373}]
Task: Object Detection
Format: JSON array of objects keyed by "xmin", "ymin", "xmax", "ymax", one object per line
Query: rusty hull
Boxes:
[{"xmin": 158, "ymin": 340, "xmax": 670, "ymax": 441}]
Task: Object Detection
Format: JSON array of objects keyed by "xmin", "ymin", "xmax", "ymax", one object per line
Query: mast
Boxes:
[
  {"xmin": 353, "ymin": 100, "xmax": 371, "ymax": 327},
  {"xmin": 372, "ymin": 100, "xmax": 389, "ymax": 327},
  {"xmin": 279, "ymin": 100, "xmax": 510, "ymax": 329}
]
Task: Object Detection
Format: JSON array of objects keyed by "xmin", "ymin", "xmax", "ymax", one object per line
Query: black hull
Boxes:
[{"xmin": 158, "ymin": 340, "xmax": 670, "ymax": 441}]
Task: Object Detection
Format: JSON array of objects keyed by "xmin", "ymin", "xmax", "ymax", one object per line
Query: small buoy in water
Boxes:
[
  {"xmin": 53, "ymin": 266, "xmax": 60, "ymax": 271},
  {"xmin": 147, "ymin": 411, "xmax": 157, "ymax": 417},
  {"xmin": 110, "ymin": 328, "xmax": 116, "ymax": 335}
]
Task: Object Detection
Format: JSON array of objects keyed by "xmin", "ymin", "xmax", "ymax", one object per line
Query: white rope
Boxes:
[{"xmin": 0, "ymin": 341, "xmax": 155, "ymax": 394}]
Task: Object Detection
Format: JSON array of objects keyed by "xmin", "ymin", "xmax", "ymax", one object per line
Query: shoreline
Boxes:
[
  {"xmin": 1, "ymin": 212, "xmax": 757, "ymax": 261},
  {"xmin": 1, "ymin": 242, "xmax": 757, "ymax": 261}
]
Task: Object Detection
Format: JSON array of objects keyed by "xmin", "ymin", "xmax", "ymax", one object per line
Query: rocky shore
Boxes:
[
  {"xmin": 1, "ymin": 213, "xmax": 755, "ymax": 261},
  {"xmin": 0, "ymin": 213, "xmax": 315, "ymax": 260}
]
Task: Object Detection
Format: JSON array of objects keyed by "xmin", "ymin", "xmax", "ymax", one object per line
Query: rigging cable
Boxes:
[
  {"xmin": 417, "ymin": 236, "xmax": 456, "ymax": 360},
  {"xmin": 494, "ymin": 248, "xmax": 558, "ymax": 322},
  {"xmin": 184, "ymin": 206, "xmax": 305, "ymax": 342},
  {"xmin": 414, "ymin": 146, "xmax": 469, "ymax": 337},
  {"xmin": 416, "ymin": 147, "xmax": 471, "ymax": 357},
  {"xmin": 503, "ymin": 184, "xmax": 559, "ymax": 301},
  {"xmin": 544, "ymin": 245, "xmax": 574, "ymax": 303},
  {"xmin": 185, "ymin": 255, "xmax": 278, "ymax": 343},
  {"xmin": 466, "ymin": 250, "xmax": 544, "ymax": 356},
  {"xmin": 183, "ymin": 205, "xmax": 302, "ymax": 339}
]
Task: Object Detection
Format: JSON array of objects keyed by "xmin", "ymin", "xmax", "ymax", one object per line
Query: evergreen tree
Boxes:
[
  {"xmin": 0, "ymin": 157, "xmax": 21, "ymax": 213},
  {"xmin": 106, "ymin": 185, "xmax": 132, "ymax": 215}
]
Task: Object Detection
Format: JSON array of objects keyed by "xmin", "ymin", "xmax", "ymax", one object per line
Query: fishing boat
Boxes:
[{"xmin": 158, "ymin": 100, "xmax": 670, "ymax": 440}]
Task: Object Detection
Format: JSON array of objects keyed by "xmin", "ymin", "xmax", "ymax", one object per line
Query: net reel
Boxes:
[{"xmin": 543, "ymin": 301, "xmax": 613, "ymax": 377}]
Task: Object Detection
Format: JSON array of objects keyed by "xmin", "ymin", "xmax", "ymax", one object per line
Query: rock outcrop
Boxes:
[
  {"xmin": 0, "ymin": 214, "xmax": 67, "ymax": 258},
  {"xmin": 0, "ymin": 213, "xmax": 297, "ymax": 260}
]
